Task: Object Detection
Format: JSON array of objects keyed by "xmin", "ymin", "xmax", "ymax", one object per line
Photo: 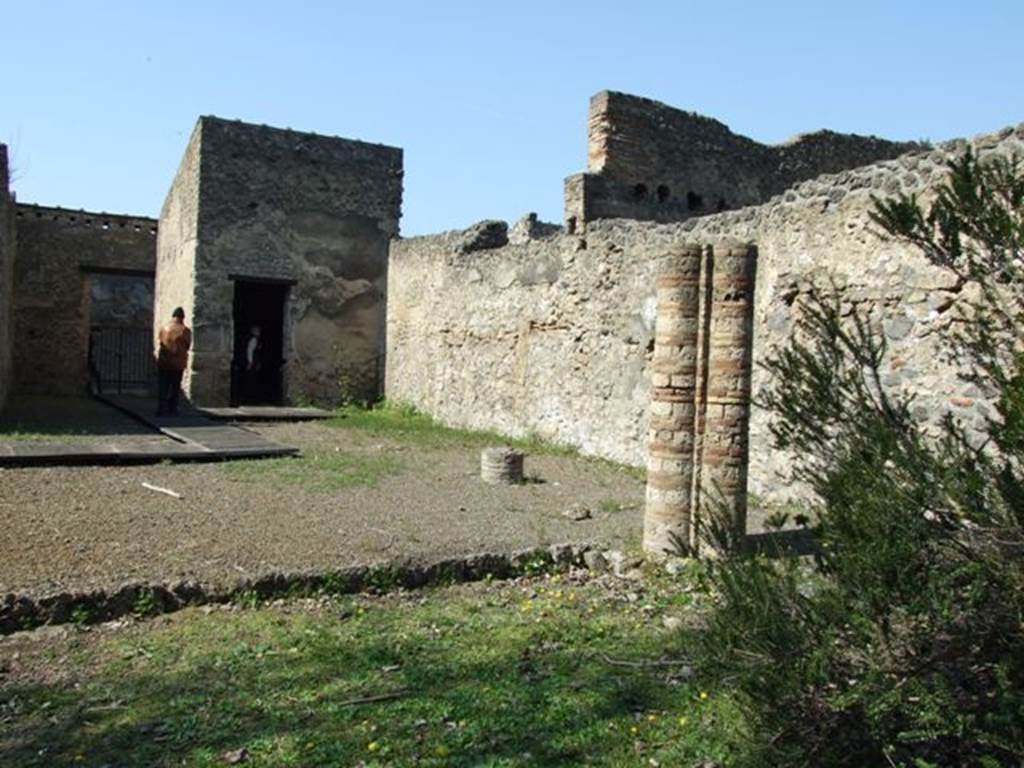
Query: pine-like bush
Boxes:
[{"xmin": 695, "ymin": 150, "xmax": 1024, "ymax": 767}]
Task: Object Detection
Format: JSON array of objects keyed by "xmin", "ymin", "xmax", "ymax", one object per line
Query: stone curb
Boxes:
[{"xmin": 0, "ymin": 543, "xmax": 597, "ymax": 634}]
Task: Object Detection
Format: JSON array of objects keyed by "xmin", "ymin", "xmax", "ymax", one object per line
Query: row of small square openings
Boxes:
[
  {"xmin": 14, "ymin": 209, "xmax": 156, "ymax": 234},
  {"xmin": 631, "ymin": 184, "xmax": 728, "ymax": 212}
]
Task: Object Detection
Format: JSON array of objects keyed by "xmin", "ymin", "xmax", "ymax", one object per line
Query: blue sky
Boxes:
[{"xmin": 3, "ymin": 1, "xmax": 1021, "ymax": 235}]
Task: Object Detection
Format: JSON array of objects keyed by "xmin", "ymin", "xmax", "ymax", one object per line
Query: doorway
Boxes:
[
  {"xmin": 231, "ymin": 280, "xmax": 289, "ymax": 405},
  {"xmin": 86, "ymin": 271, "xmax": 155, "ymax": 394}
]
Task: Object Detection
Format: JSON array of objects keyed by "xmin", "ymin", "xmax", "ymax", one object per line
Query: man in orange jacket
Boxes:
[{"xmin": 156, "ymin": 306, "xmax": 192, "ymax": 416}]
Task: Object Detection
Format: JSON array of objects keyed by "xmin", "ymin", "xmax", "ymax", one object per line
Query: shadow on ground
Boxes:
[{"xmin": 0, "ymin": 396, "xmax": 156, "ymax": 440}]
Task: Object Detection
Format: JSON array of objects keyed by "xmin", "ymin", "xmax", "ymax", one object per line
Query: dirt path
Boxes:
[{"xmin": 0, "ymin": 419, "xmax": 644, "ymax": 597}]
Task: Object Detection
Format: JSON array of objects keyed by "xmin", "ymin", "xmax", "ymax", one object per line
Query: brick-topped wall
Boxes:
[
  {"xmin": 12, "ymin": 203, "xmax": 156, "ymax": 395},
  {"xmin": 565, "ymin": 90, "xmax": 922, "ymax": 228}
]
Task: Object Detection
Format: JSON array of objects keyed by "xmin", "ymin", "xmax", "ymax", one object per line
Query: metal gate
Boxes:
[{"xmin": 88, "ymin": 326, "xmax": 155, "ymax": 394}]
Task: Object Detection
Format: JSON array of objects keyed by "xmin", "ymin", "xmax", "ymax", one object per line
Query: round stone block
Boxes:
[{"xmin": 481, "ymin": 446, "xmax": 525, "ymax": 484}]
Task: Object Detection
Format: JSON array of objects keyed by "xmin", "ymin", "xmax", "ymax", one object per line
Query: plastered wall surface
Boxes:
[
  {"xmin": 389, "ymin": 123, "xmax": 1024, "ymax": 500},
  {"xmin": 11, "ymin": 204, "xmax": 156, "ymax": 396},
  {"xmin": 158, "ymin": 117, "xmax": 403, "ymax": 405},
  {"xmin": 155, "ymin": 120, "xmax": 202, "ymax": 397},
  {"xmin": 389, "ymin": 220, "xmax": 692, "ymax": 465}
]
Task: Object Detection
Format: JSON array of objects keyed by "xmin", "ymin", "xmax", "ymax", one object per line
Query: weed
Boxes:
[
  {"xmin": 521, "ymin": 553, "xmax": 551, "ymax": 577},
  {"xmin": 365, "ymin": 564, "xmax": 402, "ymax": 593},
  {"xmin": 597, "ymin": 498, "xmax": 629, "ymax": 514},
  {"xmin": 132, "ymin": 588, "xmax": 158, "ymax": 618},
  {"xmin": 318, "ymin": 570, "xmax": 352, "ymax": 596},
  {"xmin": 70, "ymin": 604, "xmax": 93, "ymax": 628},
  {"xmin": 235, "ymin": 590, "xmax": 261, "ymax": 610}
]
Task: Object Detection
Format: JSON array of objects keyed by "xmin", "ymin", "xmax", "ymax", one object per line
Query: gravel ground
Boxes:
[{"xmin": 0, "ymin": 419, "xmax": 644, "ymax": 598}]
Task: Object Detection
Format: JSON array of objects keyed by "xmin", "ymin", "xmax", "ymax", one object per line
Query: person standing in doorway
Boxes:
[
  {"xmin": 156, "ymin": 306, "xmax": 192, "ymax": 416},
  {"xmin": 243, "ymin": 324, "xmax": 263, "ymax": 403}
]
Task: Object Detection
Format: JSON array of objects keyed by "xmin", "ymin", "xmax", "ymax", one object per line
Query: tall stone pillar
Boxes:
[
  {"xmin": 697, "ymin": 242, "xmax": 758, "ymax": 549},
  {"xmin": 643, "ymin": 245, "xmax": 705, "ymax": 555}
]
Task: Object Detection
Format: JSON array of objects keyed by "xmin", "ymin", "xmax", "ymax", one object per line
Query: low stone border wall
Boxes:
[{"xmin": 0, "ymin": 543, "xmax": 596, "ymax": 634}]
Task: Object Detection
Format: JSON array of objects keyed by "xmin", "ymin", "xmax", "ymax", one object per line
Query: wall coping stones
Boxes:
[{"xmin": 15, "ymin": 202, "xmax": 157, "ymax": 234}]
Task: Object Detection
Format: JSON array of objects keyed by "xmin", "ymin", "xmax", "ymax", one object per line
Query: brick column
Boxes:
[
  {"xmin": 643, "ymin": 245, "xmax": 705, "ymax": 555},
  {"xmin": 697, "ymin": 242, "xmax": 758, "ymax": 550}
]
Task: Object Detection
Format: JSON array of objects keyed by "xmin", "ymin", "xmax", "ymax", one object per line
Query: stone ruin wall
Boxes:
[
  {"xmin": 680, "ymin": 122, "xmax": 1024, "ymax": 501},
  {"xmin": 564, "ymin": 91, "xmax": 921, "ymax": 229},
  {"xmin": 158, "ymin": 117, "xmax": 403, "ymax": 405},
  {"xmin": 0, "ymin": 145, "xmax": 14, "ymax": 412},
  {"xmin": 388, "ymin": 219, "xmax": 697, "ymax": 465},
  {"xmin": 11, "ymin": 204, "xmax": 156, "ymax": 397},
  {"xmin": 154, "ymin": 118, "xmax": 202, "ymax": 398},
  {"xmin": 388, "ymin": 122, "xmax": 1024, "ymax": 501}
]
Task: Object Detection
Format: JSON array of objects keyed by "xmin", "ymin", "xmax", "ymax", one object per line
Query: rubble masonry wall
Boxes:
[
  {"xmin": 564, "ymin": 90, "xmax": 921, "ymax": 228},
  {"xmin": 158, "ymin": 117, "xmax": 403, "ymax": 405},
  {"xmin": 12, "ymin": 204, "xmax": 156, "ymax": 396},
  {"xmin": 388, "ymin": 123, "xmax": 1024, "ymax": 500}
]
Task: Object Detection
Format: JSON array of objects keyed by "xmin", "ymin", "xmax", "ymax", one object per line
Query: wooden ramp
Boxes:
[
  {"xmin": 197, "ymin": 405, "xmax": 332, "ymax": 422},
  {"xmin": 96, "ymin": 395, "xmax": 300, "ymax": 460},
  {"xmin": 0, "ymin": 439, "xmax": 212, "ymax": 466},
  {"xmin": 0, "ymin": 396, "xmax": 299, "ymax": 467}
]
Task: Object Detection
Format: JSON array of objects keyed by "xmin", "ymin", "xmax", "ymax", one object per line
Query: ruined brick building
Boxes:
[
  {"xmin": 2, "ymin": 91, "xmax": 1020, "ymax": 546},
  {"xmin": 0, "ymin": 118, "xmax": 401, "ymax": 408}
]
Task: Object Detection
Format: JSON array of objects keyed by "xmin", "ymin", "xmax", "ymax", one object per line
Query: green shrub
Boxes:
[{"xmin": 694, "ymin": 150, "xmax": 1024, "ymax": 767}]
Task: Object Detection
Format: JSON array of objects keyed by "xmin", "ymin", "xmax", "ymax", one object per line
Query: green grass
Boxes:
[
  {"xmin": 0, "ymin": 575, "xmax": 749, "ymax": 767},
  {"xmin": 326, "ymin": 402, "xmax": 645, "ymax": 483},
  {"xmin": 596, "ymin": 498, "xmax": 634, "ymax": 514},
  {"xmin": 325, "ymin": 402, "xmax": 578, "ymax": 456},
  {"xmin": 223, "ymin": 449, "xmax": 404, "ymax": 492}
]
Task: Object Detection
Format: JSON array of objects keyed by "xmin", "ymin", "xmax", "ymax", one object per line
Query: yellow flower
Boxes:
[
  {"xmin": 629, "ymin": 725, "xmax": 639, "ymax": 735},
  {"xmin": 699, "ymin": 691, "xmax": 709, "ymax": 701},
  {"xmin": 367, "ymin": 741, "xmax": 380, "ymax": 752},
  {"xmin": 647, "ymin": 714, "xmax": 657, "ymax": 722},
  {"xmin": 678, "ymin": 716, "xmax": 688, "ymax": 727}
]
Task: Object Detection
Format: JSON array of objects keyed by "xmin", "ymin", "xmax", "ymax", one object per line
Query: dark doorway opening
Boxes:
[
  {"xmin": 86, "ymin": 272, "xmax": 155, "ymax": 395},
  {"xmin": 231, "ymin": 280, "xmax": 289, "ymax": 405}
]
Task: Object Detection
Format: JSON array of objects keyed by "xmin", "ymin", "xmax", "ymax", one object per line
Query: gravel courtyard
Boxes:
[{"xmin": 0, "ymin": 407, "xmax": 644, "ymax": 598}]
